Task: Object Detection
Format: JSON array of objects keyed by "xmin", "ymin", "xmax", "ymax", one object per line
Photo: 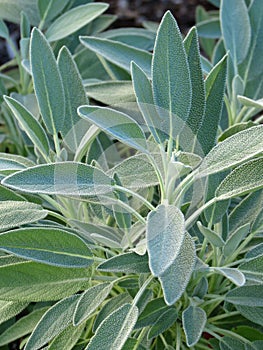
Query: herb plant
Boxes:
[{"xmin": 0, "ymin": 0, "xmax": 262, "ymax": 349}]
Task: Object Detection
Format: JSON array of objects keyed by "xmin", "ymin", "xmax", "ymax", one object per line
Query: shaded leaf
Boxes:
[
  {"xmin": 147, "ymin": 308, "xmax": 177, "ymax": 339},
  {"xmin": 0, "ymin": 300, "xmax": 28, "ymax": 326},
  {"xmin": 48, "ymin": 323, "xmax": 85, "ymax": 350},
  {"xmin": 182, "ymin": 305, "xmax": 207, "ymax": 347},
  {"xmin": 226, "ymin": 285, "xmax": 263, "ymax": 307},
  {"xmin": 197, "ymin": 221, "xmax": 225, "ymax": 247},
  {"xmin": 135, "ymin": 297, "xmax": 170, "ymax": 329},
  {"xmin": 224, "ymin": 223, "xmax": 250, "ymax": 257},
  {"xmin": 240, "ymin": 255, "xmax": 263, "ymax": 283}
]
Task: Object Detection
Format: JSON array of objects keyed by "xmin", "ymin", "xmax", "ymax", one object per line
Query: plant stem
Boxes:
[
  {"xmin": 114, "ymin": 185, "xmax": 155, "ymax": 211},
  {"xmin": 133, "ymin": 275, "xmax": 154, "ymax": 306},
  {"xmin": 208, "ymin": 311, "xmax": 240, "ymax": 322},
  {"xmin": 175, "ymin": 323, "xmax": 181, "ymax": 350},
  {"xmin": 185, "ymin": 198, "xmax": 216, "ymax": 228}
]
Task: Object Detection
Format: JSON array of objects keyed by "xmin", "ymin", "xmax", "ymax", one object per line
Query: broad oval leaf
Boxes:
[
  {"xmin": 147, "ymin": 204, "xmax": 185, "ymax": 276},
  {"xmin": 198, "ymin": 125, "xmax": 263, "ymax": 177},
  {"xmin": 25, "ymin": 295, "xmax": 80, "ymax": 350},
  {"xmin": 236, "ymin": 305, "xmax": 263, "ymax": 327},
  {"xmin": 78, "ymin": 106, "xmax": 147, "ymax": 152},
  {"xmin": 226, "ymin": 285, "xmax": 263, "ymax": 307},
  {"xmin": 86, "ymin": 304, "xmax": 138, "ymax": 350},
  {"xmin": 216, "ymin": 157, "xmax": 263, "ymax": 200},
  {"xmin": 159, "ymin": 232, "xmax": 196, "ymax": 305},
  {"xmin": 240, "ymin": 255, "xmax": 263, "ymax": 284},
  {"xmin": 4, "ymin": 96, "xmax": 50, "ymax": 158},
  {"xmin": 46, "ymin": 3, "xmax": 109, "ymax": 42},
  {"xmin": 0, "ymin": 261, "xmax": 90, "ymax": 301},
  {"xmin": 97, "ymin": 252, "xmax": 150, "ymax": 274},
  {"xmin": 152, "ymin": 11, "xmax": 191, "ymax": 131},
  {"xmin": 30, "ymin": 28, "xmax": 65, "ymax": 134},
  {"xmin": 73, "ymin": 283, "xmax": 112, "ymax": 326},
  {"xmin": 221, "ymin": 0, "xmax": 251, "ymax": 64},
  {"xmin": 0, "ymin": 201, "xmax": 47, "ymax": 230},
  {"xmin": 182, "ymin": 305, "xmax": 207, "ymax": 347},
  {"xmin": 0, "ymin": 227, "xmax": 93, "ymax": 268},
  {"xmin": 2, "ymin": 162, "xmax": 113, "ymax": 196}
]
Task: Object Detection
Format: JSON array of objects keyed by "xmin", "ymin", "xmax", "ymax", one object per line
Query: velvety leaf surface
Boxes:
[{"xmin": 182, "ymin": 305, "xmax": 207, "ymax": 347}]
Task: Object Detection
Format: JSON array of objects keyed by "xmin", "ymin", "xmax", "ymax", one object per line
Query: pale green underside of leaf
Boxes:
[
  {"xmin": 46, "ymin": 3, "xmax": 109, "ymax": 42},
  {"xmin": 2, "ymin": 162, "xmax": 113, "ymax": 196},
  {"xmin": 182, "ymin": 305, "xmax": 207, "ymax": 347},
  {"xmin": 0, "ymin": 227, "xmax": 93, "ymax": 268},
  {"xmin": 0, "ymin": 201, "xmax": 47, "ymax": 230}
]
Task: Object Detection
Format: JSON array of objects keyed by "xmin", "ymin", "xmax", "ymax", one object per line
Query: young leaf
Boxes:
[
  {"xmin": 4, "ymin": 96, "xmax": 50, "ymax": 159},
  {"xmin": 57, "ymin": 46, "xmax": 90, "ymax": 152},
  {"xmin": 0, "ymin": 227, "xmax": 93, "ymax": 268},
  {"xmin": 182, "ymin": 305, "xmax": 207, "ymax": 347},
  {"xmin": 146, "ymin": 204, "xmax": 185, "ymax": 276},
  {"xmin": 212, "ymin": 267, "xmax": 246, "ymax": 286},
  {"xmin": 73, "ymin": 283, "xmax": 112, "ymax": 326},
  {"xmin": 78, "ymin": 106, "xmax": 147, "ymax": 152},
  {"xmin": 80, "ymin": 36, "xmax": 152, "ymax": 77},
  {"xmin": 86, "ymin": 304, "xmax": 138, "ymax": 350},
  {"xmin": 152, "ymin": 11, "xmax": 191, "ymax": 132},
  {"xmin": 97, "ymin": 252, "xmax": 150, "ymax": 274},
  {"xmin": 30, "ymin": 28, "xmax": 65, "ymax": 135},
  {"xmin": 45, "ymin": 3, "xmax": 109, "ymax": 42},
  {"xmin": 221, "ymin": 0, "xmax": 251, "ymax": 65},
  {"xmin": 223, "ymin": 223, "xmax": 250, "ymax": 257},
  {"xmin": 196, "ymin": 54, "xmax": 227, "ymax": 155},
  {"xmin": 25, "ymin": 295, "xmax": 80, "ymax": 350},
  {"xmin": 0, "ymin": 261, "xmax": 90, "ymax": 302},
  {"xmin": 197, "ymin": 221, "xmax": 225, "ymax": 247},
  {"xmin": 159, "ymin": 232, "xmax": 196, "ymax": 305},
  {"xmin": 0, "ymin": 201, "xmax": 47, "ymax": 230},
  {"xmin": 2, "ymin": 162, "xmax": 113, "ymax": 196},
  {"xmin": 216, "ymin": 157, "xmax": 263, "ymax": 200},
  {"xmin": 0, "ymin": 307, "xmax": 48, "ymax": 347},
  {"xmin": 226, "ymin": 285, "xmax": 263, "ymax": 307},
  {"xmin": 147, "ymin": 308, "xmax": 177, "ymax": 340},
  {"xmin": 198, "ymin": 125, "xmax": 263, "ymax": 177}
]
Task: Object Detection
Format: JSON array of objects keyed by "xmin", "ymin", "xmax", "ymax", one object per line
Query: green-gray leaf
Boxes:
[
  {"xmin": 48, "ymin": 323, "xmax": 85, "ymax": 350},
  {"xmin": 147, "ymin": 204, "xmax": 185, "ymax": 276},
  {"xmin": 2, "ymin": 162, "xmax": 113, "ymax": 196},
  {"xmin": 0, "ymin": 201, "xmax": 47, "ymax": 230},
  {"xmin": 73, "ymin": 283, "xmax": 112, "ymax": 326},
  {"xmin": 0, "ymin": 227, "xmax": 93, "ymax": 268},
  {"xmin": 197, "ymin": 221, "xmax": 225, "ymax": 247},
  {"xmin": 0, "ymin": 300, "xmax": 28, "ymax": 326},
  {"xmin": 147, "ymin": 308, "xmax": 177, "ymax": 340},
  {"xmin": 226, "ymin": 285, "xmax": 263, "ymax": 307},
  {"xmin": 240, "ymin": 255, "xmax": 263, "ymax": 283},
  {"xmin": 182, "ymin": 305, "xmax": 207, "ymax": 347},
  {"xmin": 78, "ymin": 106, "xmax": 147, "ymax": 152},
  {"xmin": 30, "ymin": 28, "xmax": 65, "ymax": 134},
  {"xmin": 224, "ymin": 223, "xmax": 250, "ymax": 257},
  {"xmin": 45, "ymin": 3, "xmax": 109, "ymax": 42},
  {"xmin": 86, "ymin": 304, "xmax": 138, "ymax": 350},
  {"xmin": 212, "ymin": 267, "xmax": 246, "ymax": 286},
  {"xmin": 159, "ymin": 232, "xmax": 196, "ymax": 305},
  {"xmin": 216, "ymin": 157, "xmax": 263, "ymax": 200},
  {"xmin": 37, "ymin": 0, "xmax": 70, "ymax": 24}
]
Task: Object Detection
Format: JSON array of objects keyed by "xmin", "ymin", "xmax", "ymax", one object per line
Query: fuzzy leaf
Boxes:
[
  {"xmin": 236, "ymin": 305, "xmax": 263, "ymax": 327},
  {"xmin": 0, "ymin": 0, "xmax": 39, "ymax": 25},
  {"xmin": 2, "ymin": 162, "xmax": 113, "ymax": 196},
  {"xmin": 0, "ymin": 300, "xmax": 28, "ymax": 325},
  {"xmin": 159, "ymin": 232, "xmax": 196, "ymax": 305},
  {"xmin": 221, "ymin": 0, "xmax": 251, "ymax": 64},
  {"xmin": 86, "ymin": 304, "xmax": 138, "ymax": 350},
  {"xmin": 0, "ymin": 19, "xmax": 9, "ymax": 39},
  {"xmin": 212, "ymin": 267, "xmax": 246, "ymax": 286},
  {"xmin": 226, "ymin": 285, "xmax": 263, "ymax": 307},
  {"xmin": 182, "ymin": 305, "xmax": 207, "ymax": 347},
  {"xmin": 237, "ymin": 96, "xmax": 263, "ymax": 109},
  {"xmin": 46, "ymin": 3, "xmax": 108, "ymax": 42},
  {"xmin": 0, "ymin": 201, "xmax": 47, "ymax": 230},
  {"xmin": 224, "ymin": 223, "xmax": 250, "ymax": 257},
  {"xmin": 0, "ymin": 227, "xmax": 93, "ymax": 268},
  {"xmin": 78, "ymin": 106, "xmax": 147, "ymax": 152},
  {"xmin": 25, "ymin": 295, "xmax": 80, "ymax": 350},
  {"xmin": 37, "ymin": 0, "xmax": 70, "ymax": 23},
  {"xmin": 73, "ymin": 283, "xmax": 112, "ymax": 326},
  {"xmin": 240, "ymin": 255, "xmax": 263, "ymax": 283},
  {"xmin": 80, "ymin": 36, "xmax": 152, "ymax": 77},
  {"xmin": 197, "ymin": 18, "xmax": 221, "ymax": 38},
  {"xmin": 4, "ymin": 96, "xmax": 50, "ymax": 158},
  {"xmin": 198, "ymin": 125, "xmax": 263, "ymax": 177},
  {"xmin": 152, "ymin": 11, "xmax": 191, "ymax": 134},
  {"xmin": 216, "ymin": 158, "xmax": 263, "ymax": 200},
  {"xmin": 197, "ymin": 221, "xmax": 225, "ymax": 247},
  {"xmin": 135, "ymin": 298, "xmax": 170, "ymax": 329},
  {"xmin": 48, "ymin": 323, "xmax": 85, "ymax": 350},
  {"xmin": 147, "ymin": 204, "xmax": 185, "ymax": 276},
  {"xmin": 147, "ymin": 308, "xmax": 177, "ymax": 340},
  {"xmin": 30, "ymin": 28, "xmax": 65, "ymax": 134}
]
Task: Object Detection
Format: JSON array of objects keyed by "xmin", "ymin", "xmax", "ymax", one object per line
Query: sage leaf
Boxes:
[
  {"xmin": 0, "ymin": 201, "xmax": 47, "ymax": 230},
  {"xmin": 0, "ymin": 19, "xmax": 9, "ymax": 39},
  {"xmin": 25, "ymin": 295, "xmax": 80, "ymax": 350},
  {"xmin": 30, "ymin": 28, "xmax": 65, "ymax": 134},
  {"xmin": 219, "ymin": 336, "xmax": 255, "ymax": 350},
  {"xmin": 240, "ymin": 255, "xmax": 263, "ymax": 283},
  {"xmin": 0, "ymin": 0, "xmax": 40, "ymax": 25},
  {"xmin": 146, "ymin": 204, "xmax": 185, "ymax": 276},
  {"xmin": 37, "ymin": 0, "xmax": 70, "ymax": 24},
  {"xmin": 0, "ymin": 261, "xmax": 90, "ymax": 301},
  {"xmin": 224, "ymin": 223, "xmax": 250, "ymax": 257},
  {"xmin": 2, "ymin": 162, "xmax": 113, "ymax": 196},
  {"xmin": 48, "ymin": 323, "xmax": 85, "ymax": 350},
  {"xmin": 98, "ymin": 252, "xmax": 150, "ymax": 274},
  {"xmin": 212, "ymin": 267, "xmax": 246, "ymax": 286},
  {"xmin": 78, "ymin": 106, "xmax": 147, "ymax": 152},
  {"xmin": 198, "ymin": 125, "xmax": 263, "ymax": 177},
  {"xmin": 216, "ymin": 158, "xmax": 263, "ymax": 200},
  {"xmin": 182, "ymin": 305, "xmax": 207, "ymax": 347},
  {"xmin": 147, "ymin": 308, "xmax": 177, "ymax": 340},
  {"xmin": 197, "ymin": 221, "xmax": 225, "ymax": 247},
  {"xmin": 0, "ymin": 307, "xmax": 48, "ymax": 347},
  {"xmin": 159, "ymin": 232, "xmax": 196, "ymax": 305},
  {"xmin": 152, "ymin": 11, "xmax": 191, "ymax": 133},
  {"xmin": 226, "ymin": 285, "xmax": 263, "ymax": 307},
  {"xmin": 236, "ymin": 305, "xmax": 263, "ymax": 327},
  {"xmin": 80, "ymin": 36, "xmax": 152, "ymax": 77},
  {"xmin": 0, "ymin": 184, "xmax": 25, "ymax": 201},
  {"xmin": 86, "ymin": 304, "xmax": 138, "ymax": 350},
  {"xmin": 221, "ymin": 0, "xmax": 251, "ymax": 64},
  {"xmin": 237, "ymin": 96, "xmax": 263, "ymax": 110},
  {"xmin": 46, "ymin": 3, "xmax": 109, "ymax": 42},
  {"xmin": 135, "ymin": 297, "xmax": 170, "ymax": 329},
  {"xmin": 73, "ymin": 283, "xmax": 112, "ymax": 326},
  {"xmin": 0, "ymin": 300, "xmax": 28, "ymax": 325},
  {"xmin": 197, "ymin": 18, "xmax": 221, "ymax": 38},
  {"xmin": 4, "ymin": 96, "xmax": 50, "ymax": 159},
  {"xmin": 0, "ymin": 227, "xmax": 93, "ymax": 268}
]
